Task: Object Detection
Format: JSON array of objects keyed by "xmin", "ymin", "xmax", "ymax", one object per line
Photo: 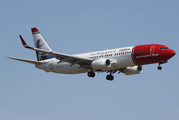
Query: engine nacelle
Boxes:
[
  {"xmin": 122, "ymin": 65, "xmax": 143, "ymax": 75},
  {"xmin": 92, "ymin": 59, "xmax": 111, "ymax": 71}
]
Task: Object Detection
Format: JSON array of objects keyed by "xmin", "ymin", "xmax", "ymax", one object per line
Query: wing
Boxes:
[{"xmin": 20, "ymin": 35, "xmax": 93, "ymax": 70}]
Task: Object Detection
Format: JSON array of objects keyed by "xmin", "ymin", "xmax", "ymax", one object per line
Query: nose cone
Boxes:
[{"xmin": 168, "ymin": 49, "xmax": 176, "ymax": 58}]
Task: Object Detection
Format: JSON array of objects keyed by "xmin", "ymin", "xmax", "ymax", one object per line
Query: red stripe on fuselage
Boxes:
[{"xmin": 133, "ymin": 44, "xmax": 176, "ymax": 65}]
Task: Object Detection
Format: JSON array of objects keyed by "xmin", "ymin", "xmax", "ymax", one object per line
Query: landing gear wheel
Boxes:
[
  {"xmin": 106, "ymin": 75, "xmax": 114, "ymax": 81},
  {"xmin": 91, "ymin": 72, "xmax": 95, "ymax": 77},
  {"xmin": 157, "ymin": 66, "xmax": 162, "ymax": 70},
  {"xmin": 106, "ymin": 75, "xmax": 110, "ymax": 80},
  {"xmin": 87, "ymin": 72, "xmax": 95, "ymax": 78},
  {"xmin": 110, "ymin": 75, "xmax": 114, "ymax": 81}
]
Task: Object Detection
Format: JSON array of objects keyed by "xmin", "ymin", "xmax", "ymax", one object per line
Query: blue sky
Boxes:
[{"xmin": 1, "ymin": 0, "xmax": 179, "ymax": 120}]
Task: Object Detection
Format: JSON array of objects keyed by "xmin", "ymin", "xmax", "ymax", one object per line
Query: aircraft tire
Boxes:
[
  {"xmin": 88, "ymin": 72, "xmax": 95, "ymax": 78},
  {"xmin": 157, "ymin": 66, "xmax": 162, "ymax": 70},
  {"xmin": 110, "ymin": 75, "xmax": 114, "ymax": 81},
  {"xmin": 91, "ymin": 72, "xmax": 95, "ymax": 77},
  {"xmin": 106, "ymin": 75, "xmax": 114, "ymax": 81}
]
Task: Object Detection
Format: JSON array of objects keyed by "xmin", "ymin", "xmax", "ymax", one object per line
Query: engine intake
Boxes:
[
  {"xmin": 92, "ymin": 59, "xmax": 111, "ymax": 71},
  {"xmin": 122, "ymin": 65, "xmax": 143, "ymax": 75}
]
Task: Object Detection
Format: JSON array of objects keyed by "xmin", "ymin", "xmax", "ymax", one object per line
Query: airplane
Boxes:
[{"xmin": 8, "ymin": 27, "xmax": 176, "ymax": 81}]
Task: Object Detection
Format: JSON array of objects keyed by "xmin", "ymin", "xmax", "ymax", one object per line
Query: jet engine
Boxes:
[
  {"xmin": 122, "ymin": 65, "xmax": 143, "ymax": 75},
  {"xmin": 92, "ymin": 59, "xmax": 111, "ymax": 71}
]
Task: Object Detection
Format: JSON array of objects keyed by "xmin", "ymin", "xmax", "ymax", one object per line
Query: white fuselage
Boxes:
[{"xmin": 36, "ymin": 46, "xmax": 136, "ymax": 74}]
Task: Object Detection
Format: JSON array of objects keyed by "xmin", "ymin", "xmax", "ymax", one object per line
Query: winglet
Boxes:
[{"xmin": 19, "ymin": 35, "xmax": 29, "ymax": 48}]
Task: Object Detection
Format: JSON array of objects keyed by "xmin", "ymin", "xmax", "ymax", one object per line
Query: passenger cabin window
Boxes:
[{"xmin": 134, "ymin": 50, "xmax": 145, "ymax": 53}]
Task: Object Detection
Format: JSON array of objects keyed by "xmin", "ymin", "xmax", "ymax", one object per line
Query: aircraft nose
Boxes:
[{"xmin": 168, "ymin": 49, "xmax": 176, "ymax": 57}]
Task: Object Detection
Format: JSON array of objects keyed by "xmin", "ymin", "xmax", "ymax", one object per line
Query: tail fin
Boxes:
[{"xmin": 31, "ymin": 27, "xmax": 54, "ymax": 61}]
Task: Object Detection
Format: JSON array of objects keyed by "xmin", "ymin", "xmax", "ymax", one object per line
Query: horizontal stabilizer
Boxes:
[{"xmin": 8, "ymin": 57, "xmax": 44, "ymax": 65}]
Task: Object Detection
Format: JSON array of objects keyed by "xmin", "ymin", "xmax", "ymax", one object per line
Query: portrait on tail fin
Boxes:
[{"xmin": 36, "ymin": 39, "xmax": 48, "ymax": 61}]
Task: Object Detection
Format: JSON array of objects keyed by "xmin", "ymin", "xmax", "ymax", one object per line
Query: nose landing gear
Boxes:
[
  {"xmin": 157, "ymin": 60, "xmax": 168, "ymax": 70},
  {"xmin": 157, "ymin": 65, "xmax": 162, "ymax": 70}
]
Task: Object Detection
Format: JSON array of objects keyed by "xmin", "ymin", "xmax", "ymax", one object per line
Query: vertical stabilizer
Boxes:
[{"xmin": 31, "ymin": 27, "xmax": 54, "ymax": 61}]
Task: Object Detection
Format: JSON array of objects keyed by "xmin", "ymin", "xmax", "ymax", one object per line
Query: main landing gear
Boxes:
[
  {"xmin": 87, "ymin": 71, "xmax": 114, "ymax": 81},
  {"xmin": 106, "ymin": 72, "xmax": 114, "ymax": 81},
  {"xmin": 87, "ymin": 71, "xmax": 95, "ymax": 78},
  {"xmin": 106, "ymin": 74, "xmax": 114, "ymax": 81}
]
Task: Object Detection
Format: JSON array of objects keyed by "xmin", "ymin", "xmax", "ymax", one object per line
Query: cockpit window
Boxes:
[{"xmin": 160, "ymin": 47, "xmax": 169, "ymax": 49}]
